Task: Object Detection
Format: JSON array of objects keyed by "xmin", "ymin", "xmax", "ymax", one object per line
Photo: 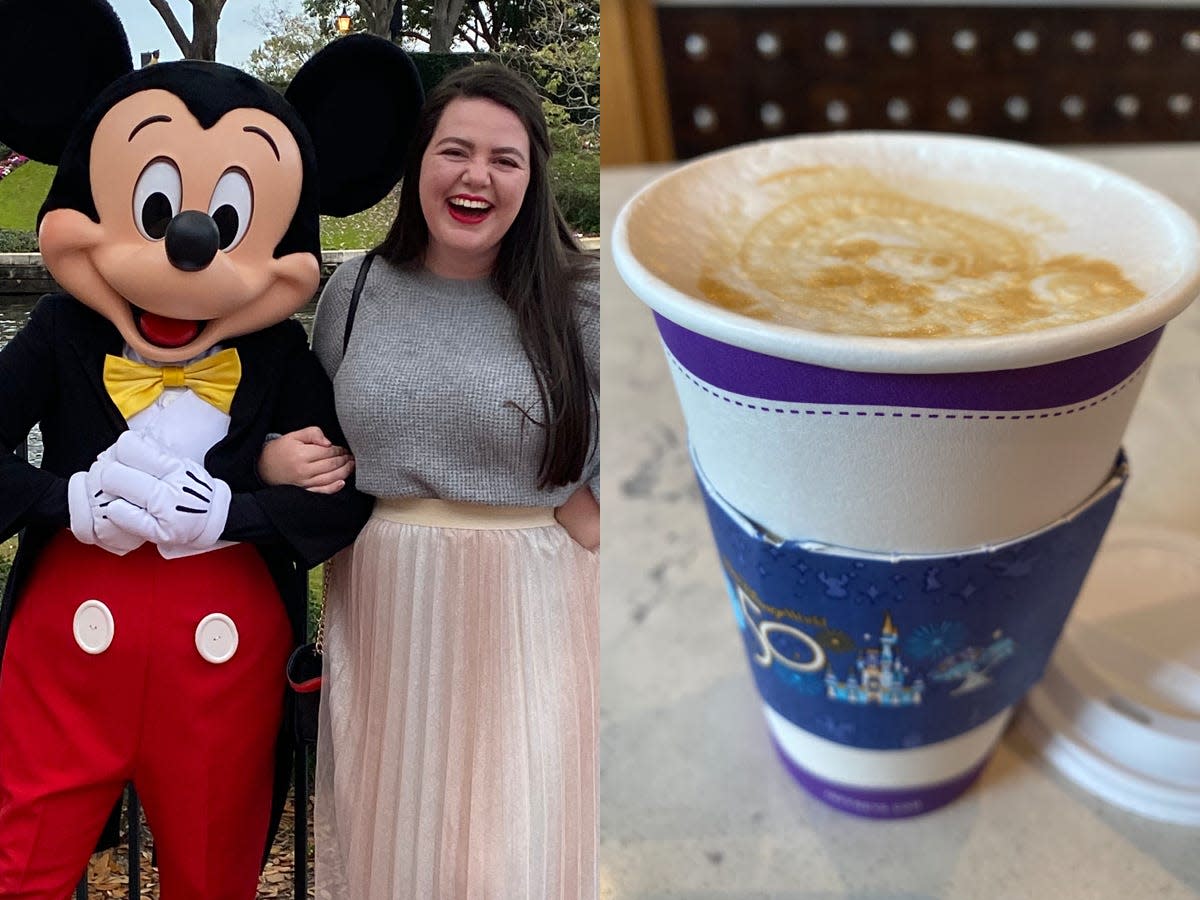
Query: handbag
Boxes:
[
  {"xmin": 285, "ymin": 250, "xmax": 376, "ymax": 745},
  {"xmin": 287, "ymin": 562, "xmax": 330, "ymax": 744}
]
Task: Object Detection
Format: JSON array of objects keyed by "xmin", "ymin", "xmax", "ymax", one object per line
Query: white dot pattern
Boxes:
[
  {"xmin": 890, "ymin": 29, "xmax": 916, "ymax": 56},
  {"xmin": 760, "ymin": 101, "xmax": 784, "ymax": 129},
  {"xmin": 825, "ymin": 30, "xmax": 849, "ymax": 56},
  {"xmin": 757, "ymin": 31, "xmax": 781, "ymax": 59},
  {"xmin": 826, "ymin": 99, "xmax": 850, "ymax": 125},
  {"xmin": 693, "ymin": 105, "xmax": 718, "ymax": 131}
]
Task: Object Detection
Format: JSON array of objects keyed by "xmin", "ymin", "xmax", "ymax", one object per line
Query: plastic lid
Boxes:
[{"xmin": 1019, "ymin": 527, "xmax": 1200, "ymax": 825}]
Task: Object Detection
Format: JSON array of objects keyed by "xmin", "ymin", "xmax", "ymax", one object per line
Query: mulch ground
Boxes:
[{"xmin": 86, "ymin": 789, "xmax": 313, "ymax": 899}]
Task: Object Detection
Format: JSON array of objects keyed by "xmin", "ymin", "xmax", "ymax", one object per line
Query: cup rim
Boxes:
[{"xmin": 612, "ymin": 131, "xmax": 1200, "ymax": 374}]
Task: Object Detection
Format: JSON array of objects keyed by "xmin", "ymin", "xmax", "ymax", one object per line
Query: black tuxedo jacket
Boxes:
[
  {"xmin": 0, "ymin": 292, "xmax": 374, "ymax": 616},
  {"xmin": 0, "ymin": 292, "xmax": 375, "ymax": 851}
]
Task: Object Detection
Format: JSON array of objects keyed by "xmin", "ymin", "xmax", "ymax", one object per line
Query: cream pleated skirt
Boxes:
[{"xmin": 313, "ymin": 499, "xmax": 599, "ymax": 900}]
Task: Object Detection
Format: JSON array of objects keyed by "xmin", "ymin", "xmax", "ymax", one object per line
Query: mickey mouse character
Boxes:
[{"xmin": 0, "ymin": 2, "xmax": 421, "ymax": 896}]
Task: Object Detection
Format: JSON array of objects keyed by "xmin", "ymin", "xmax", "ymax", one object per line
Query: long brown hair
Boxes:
[{"xmin": 376, "ymin": 63, "xmax": 595, "ymax": 489}]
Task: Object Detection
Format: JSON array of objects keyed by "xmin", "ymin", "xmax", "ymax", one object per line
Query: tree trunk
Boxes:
[
  {"xmin": 146, "ymin": 0, "xmax": 193, "ymax": 58},
  {"xmin": 146, "ymin": 0, "xmax": 225, "ymax": 60},
  {"xmin": 428, "ymin": 0, "xmax": 468, "ymax": 51},
  {"xmin": 191, "ymin": 0, "xmax": 223, "ymax": 61},
  {"xmin": 343, "ymin": 0, "xmax": 397, "ymax": 39}
]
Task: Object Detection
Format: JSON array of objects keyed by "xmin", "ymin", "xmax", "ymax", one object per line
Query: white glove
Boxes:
[
  {"xmin": 67, "ymin": 448, "xmax": 146, "ymax": 556},
  {"xmin": 98, "ymin": 430, "xmax": 231, "ymax": 552}
]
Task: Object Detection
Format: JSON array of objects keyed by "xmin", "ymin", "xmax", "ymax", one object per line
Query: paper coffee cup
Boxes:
[
  {"xmin": 696, "ymin": 446, "xmax": 1125, "ymax": 817},
  {"xmin": 612, "ymin": 133, "xmax": 1200, "ymax": 815}
]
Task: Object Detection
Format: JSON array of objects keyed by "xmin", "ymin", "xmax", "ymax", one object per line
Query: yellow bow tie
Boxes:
[{"xmin": 103, "ymin": 348, "xmax": 242, "ymax": 420}]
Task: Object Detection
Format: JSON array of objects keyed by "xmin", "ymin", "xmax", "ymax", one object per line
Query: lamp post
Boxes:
[{"xmin": 335, "ymin": 6, "xmax": 352, "ymax": 35}]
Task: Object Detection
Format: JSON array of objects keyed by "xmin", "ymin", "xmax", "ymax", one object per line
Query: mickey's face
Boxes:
[{"xmin": 38, "ymin": 88, "xmax": 320, "ymax": 363}]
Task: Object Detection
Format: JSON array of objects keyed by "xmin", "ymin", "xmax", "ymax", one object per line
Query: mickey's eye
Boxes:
[
  {"xmin": 208, "ymin": 168, "xmax": 252, "ymax": 251},
  {"xmin": 132, "ymin": 158, "xmax": 181, "ymax": 241}
]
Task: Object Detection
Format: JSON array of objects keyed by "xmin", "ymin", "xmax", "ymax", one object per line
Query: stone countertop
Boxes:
[{"xmin": 599, "ymin": 146, "xmax": 1200, "ymax": 899}]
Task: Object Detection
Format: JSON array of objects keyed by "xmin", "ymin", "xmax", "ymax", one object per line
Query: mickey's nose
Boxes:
[{"xmin": 165, "ymin": 211, "xmax": 220, "ymax": 272}]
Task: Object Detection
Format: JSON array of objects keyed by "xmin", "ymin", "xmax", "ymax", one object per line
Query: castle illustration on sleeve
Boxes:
[{"xmin": 824, "ymin": 612, "xmax": 926, "ymax": 706}]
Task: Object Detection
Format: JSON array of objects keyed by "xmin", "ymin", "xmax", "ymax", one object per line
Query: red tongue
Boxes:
[
  {"xmin": 448, "ymin": 201, "xmax": 488, "ymax": 222},
  {"xmin": 137, "ymin": 311, "xmax": 201, "ymax": 348}
]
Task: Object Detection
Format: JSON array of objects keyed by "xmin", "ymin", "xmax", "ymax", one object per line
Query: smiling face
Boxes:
[
  {"xmin": 417, "ymin": 97, "xmax": 531, "ymax": 279},
  {"xmin": 37, "ymin": 88, "xmax": 319, "ymax": 363}
]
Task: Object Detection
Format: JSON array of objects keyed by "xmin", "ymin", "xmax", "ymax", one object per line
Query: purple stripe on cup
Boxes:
[
  {"xmin": 654, "ymin": 314, "xmax": 1163, "ymax": 411},
  {"xmin": 772, "ymin": 738, "xmax": 991, "ymax": 819}
]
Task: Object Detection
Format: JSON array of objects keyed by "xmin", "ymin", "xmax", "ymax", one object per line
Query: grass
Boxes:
[
  {"xmin": 307, "ymin": 564, "xmax": 324, "ymax": 640},
  {"xmin": 319, "ymin": 187, "xmax": 400, "ymax": 251},
  {"xmin": 0, "ymin": 536, "xmax": 13, "ymax": 589},
  {"xmin": 0, "ymin": 161, "xmax": 54, "ymax": 231}
]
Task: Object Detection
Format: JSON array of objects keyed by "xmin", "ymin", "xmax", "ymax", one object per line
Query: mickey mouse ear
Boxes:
[
  {"xmin": 0, "ymin": 0, "xmax": 133, "ymax": 163},
  {"xmin": 286, "ymin": 35, "xmax": 425, "ymax": 217}
]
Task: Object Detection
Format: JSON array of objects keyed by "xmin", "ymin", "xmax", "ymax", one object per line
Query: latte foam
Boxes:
[{"xmin": 694, "ymin": 167, "xmax": 1144, "ymax": 338}]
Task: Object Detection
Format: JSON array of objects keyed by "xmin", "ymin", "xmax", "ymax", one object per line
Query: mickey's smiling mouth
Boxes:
[{"xmin": 132, "ymin": 305, "xmax": 206, "ymax": 349}]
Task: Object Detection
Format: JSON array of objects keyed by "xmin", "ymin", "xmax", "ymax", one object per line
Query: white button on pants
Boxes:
[
  {"xmin": 73, "ymin": 600, "xmax": 115, "ymax": 654},
  {"xmin": 194, "ymin": 613, "xmax": 239, "ymax": 664}
]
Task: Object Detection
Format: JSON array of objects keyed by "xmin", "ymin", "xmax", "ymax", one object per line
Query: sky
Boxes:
[{"xmin": 108, "ymin": 0, "xmax": 309, "ymax": 69}]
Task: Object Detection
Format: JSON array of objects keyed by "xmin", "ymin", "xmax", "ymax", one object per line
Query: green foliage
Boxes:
[
  {"xmin": 0, "ymin": 228, "xmax": 38, "ymax": 252},
  {"xmin": 302, "ymin": 0, "xmax": 470, "ymax": 47},
  {"xmin": 0, "ymin": 141, "xmax": 10, "ymax": 158},
  {"xmin": 247, "ymin": 2, "xmax": 335, "ymax": 84},
  {"xmin": 308, "ymin": 564, "xmax": 324, "ymax": 639},
  {"xmin": 546, "ymin": 110, "xmax": 598, "ymax": 237},
  {"xmin": 497, "ymin": 0, "xmax": 598, "ymax": 132},
  {"xmin": 551, "ymin": 148, "xmax": 598, "ymax": 235},
  {"xmin": 0, "ymin": 161, "xmax": 54, "ymax": 231},
  {"xmin": 0, "ymin": 537, "xmax": 14, "ymax": 598},
  {"xmin": 303, "ymin": 0, "xmax": 369, "ymax": 36},
  {"xmin": 408, "ymin": 51, "xmax": 495, "ymax": 92}
]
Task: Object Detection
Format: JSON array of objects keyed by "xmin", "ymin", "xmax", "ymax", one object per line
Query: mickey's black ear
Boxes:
[
  {"xmin": 0, "ymin": 0, "xmax": 132, "ymax": 163},
  {"xmin": 286, "ymin": 35, "xmax": 424, "ymax": 217}
]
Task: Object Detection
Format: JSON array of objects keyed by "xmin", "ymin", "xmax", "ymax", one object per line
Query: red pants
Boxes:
[{"xmin": 0, "ymin": 532, "xmax": 292, "ymax": 899}]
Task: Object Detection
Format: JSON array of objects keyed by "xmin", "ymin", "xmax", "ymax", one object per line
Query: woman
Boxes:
[{"xmin": 260, "ymin": 63, "xmax": 599, "ymax": 898}]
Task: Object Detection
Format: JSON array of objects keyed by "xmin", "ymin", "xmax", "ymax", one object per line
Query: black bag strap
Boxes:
[
  {"xmin": 343, "ymin": 250, "xmax": 376, "ymax": 354},
  {"xmin": 290, "ymin": 250, "xmax": 375, "ymax": 897}
]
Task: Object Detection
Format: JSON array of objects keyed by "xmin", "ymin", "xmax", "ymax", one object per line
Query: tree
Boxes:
[
  {"xmin": 302, "ymin": 0, "xmax": 401, "ymax": 41},
  {"xmin": 498, "ymin": 0, "xmax": 598, "ymax": 134},
  {"xmin": 347, "ymin": 0, "xmax": 402, "ymax": 41},
  {"xmin": 147, "ymin": 0, "xmax": 226, "ymax": 61},
  {"xmin": 426, "ymin": 0, "xmax": 467, "ymax": 51},
  {"xmin": 304, "ymin": 0, "xmax": 483, "ymax": 51},
  {"xmin": 456, "ymin": 1, "xmax": 531, "ymax": 52},
  {"xmin": 246, "ymin": 2, "xmax": 332, "ymax": 84},
  {"xmin": 277, "ymin": 0, "xmax": 597, "ymax": 131},
  {"xmin": 293, "ymin": 0, "xmax": 597, "ymax": 131}
]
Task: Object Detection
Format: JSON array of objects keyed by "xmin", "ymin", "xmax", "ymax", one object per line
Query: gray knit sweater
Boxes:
[{"xmin": 311, "ymin": 254, "xmax": 599, "ymax": 506}]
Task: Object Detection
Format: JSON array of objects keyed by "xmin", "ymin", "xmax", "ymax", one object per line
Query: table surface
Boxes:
[{"xmin": 599, "ymin": 146, "xmax": 1200, "ymax": 900}]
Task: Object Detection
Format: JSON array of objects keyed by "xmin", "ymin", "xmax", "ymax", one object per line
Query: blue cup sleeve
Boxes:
[{"xmin": 693, "ymin": 447, "xmax": 1127, "ymax": 751}]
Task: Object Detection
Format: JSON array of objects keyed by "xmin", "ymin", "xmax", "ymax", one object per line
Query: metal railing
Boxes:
[{"xmin": 75, "ymin": 789, "xmax": 142, "ymax": 899}]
